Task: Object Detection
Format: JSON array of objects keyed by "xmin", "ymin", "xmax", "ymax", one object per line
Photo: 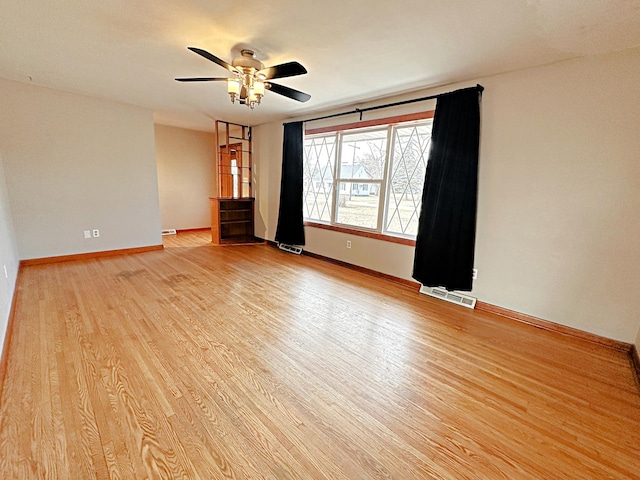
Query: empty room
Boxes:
[{"xmin": 1, "ymin": 1, "xmax": 639, "ymax": 478}]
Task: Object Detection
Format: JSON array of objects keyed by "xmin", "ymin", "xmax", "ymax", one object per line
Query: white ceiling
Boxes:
[{"xmin": 1, "ymin": 0, "xmax": 639, "ymax": 131}]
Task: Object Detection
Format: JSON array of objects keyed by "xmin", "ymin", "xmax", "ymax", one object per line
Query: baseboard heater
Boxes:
[
  {"xmin": 278, "ymin": 243, "xmax": 303, "ymax": 255},
  {"xmin": 419, "ymin": 285, "xmax": 476, "ymax": 309},
  {"xmin": 161, "ymin": 229, "xmax": 177, "ymax": 236}
]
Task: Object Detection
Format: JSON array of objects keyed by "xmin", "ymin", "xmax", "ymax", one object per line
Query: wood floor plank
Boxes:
[{"xmin": 0, "ymin": 231, "xmax": 639, "ymax": 479}]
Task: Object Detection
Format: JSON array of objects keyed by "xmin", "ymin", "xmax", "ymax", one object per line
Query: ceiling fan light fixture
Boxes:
[{"xmin": 233, "ymin": 75, "xmax": 264, "ymax": 109}]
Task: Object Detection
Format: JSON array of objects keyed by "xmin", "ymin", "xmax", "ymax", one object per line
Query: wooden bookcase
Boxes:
[{"xmin": 210, "ymin": 197, "xmax": 255, "ymax": 245}]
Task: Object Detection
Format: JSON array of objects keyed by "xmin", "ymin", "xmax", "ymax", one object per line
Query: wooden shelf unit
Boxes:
[
  {"xmin": 210, "ymin": 120, "xmax": 256, "ymax": 245},
  {"xmin": 210, "ymin": 197, "xmax": 255, "ymax": 245}
]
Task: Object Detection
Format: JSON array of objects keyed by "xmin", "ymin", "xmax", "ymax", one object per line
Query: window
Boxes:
[
  {"xmin": 303, "ymin": 113, "xmax": 433, "ymax": 240},
  {"xmin": 336, "ymin": 128, "xmax": 386, "ymax": 230}
]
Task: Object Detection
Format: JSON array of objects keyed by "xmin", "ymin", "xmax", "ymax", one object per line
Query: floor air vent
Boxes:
[
  {"xmin": 419, "ymin": 285, "xmax": 476, "ymax": 309},
  {"xmin": 278, "ymin": 243, "xmax": 303, "ymax": 255},
  {"xmin": 161, "ymin": 229, "xmax": 177, "ymax": 236}
]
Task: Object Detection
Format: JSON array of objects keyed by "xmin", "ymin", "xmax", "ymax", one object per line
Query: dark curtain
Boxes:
[
  {"xmin": 275, "ymin": 121, "xmax": 306, "ymax": 246},
  {"xmin": 412, "ymin": 85, "xmax": 483, "ymax": 291}
]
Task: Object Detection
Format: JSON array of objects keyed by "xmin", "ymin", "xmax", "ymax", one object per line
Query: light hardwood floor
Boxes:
[{"xmin": 1, "ymin": 231, "xmax": 639, "ymax": 479}]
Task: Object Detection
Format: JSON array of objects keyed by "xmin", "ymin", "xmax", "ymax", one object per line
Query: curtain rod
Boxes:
[{"xmin": 284, "ymin": 84, "xmax": 483, "ymax": 125}]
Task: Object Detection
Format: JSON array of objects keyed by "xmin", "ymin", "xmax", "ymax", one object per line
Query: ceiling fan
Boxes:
[{"xmin": 176, "ymin": 47, "xmax": 311, "ymax": 108}]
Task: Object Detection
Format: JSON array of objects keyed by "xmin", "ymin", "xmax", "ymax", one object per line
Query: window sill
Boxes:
[{"xmin": 304, "ymin": 221, "xmax": 416, "ymax": 247}]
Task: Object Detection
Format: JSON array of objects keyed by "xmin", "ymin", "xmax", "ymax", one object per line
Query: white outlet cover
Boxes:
[
  {"xmin": 92, "ymin": 229, "xmax": 100, "ymax": 238},
  {"xmin": 84, "ymin": 230, "xmax": 91, "ymax": 239}
]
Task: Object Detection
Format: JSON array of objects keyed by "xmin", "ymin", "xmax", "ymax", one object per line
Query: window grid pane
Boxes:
[
  {"xmin": 303, "ymin": 135, "xmax": 335, "ymax": 223},
  {"xmin": 339, "ymin": 129, "xmax": 387, "ymax": 181},
  {"xmin": 335, "ymin": 181, "xmax": 381, "ymax": 230},
  {"xmin": 384, "ymin": 123, "xmax": 432, "ymax": 236}
]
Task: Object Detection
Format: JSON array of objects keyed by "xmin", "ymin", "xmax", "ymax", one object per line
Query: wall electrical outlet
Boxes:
[
  {"xmin": 84, "ymin": 230, "xmax": 91, "ymax": 239},
  {"xmin": 472, "ymin": 268, "xmax": 478, "ymax": 280},
  {"xmin": 92, "ymin": 229, "xmax": 100, "ymax": 238},
  {"xmin": 346, "ymin": 240, "xmax": 352, "ymax": 249}
]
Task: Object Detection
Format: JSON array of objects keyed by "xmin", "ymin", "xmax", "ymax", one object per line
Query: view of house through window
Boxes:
[{"xmin": 303, "ymin": 115, "xmax": 433, "ymax": 239}]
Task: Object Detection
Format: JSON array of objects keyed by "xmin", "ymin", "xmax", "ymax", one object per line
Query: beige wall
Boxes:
[
  {"xmin": 0, "ymin": 79, "xmax": 162, "ymax": 259},
  {"xmin": 254, "ymin": 46, "xmax": 640, "ymax": 343},
  {"xmin": 253, "ymin": 121, "xmax": 284, "ymax": 240},
  {"xmin": 0, "ymin": 151, "xmax": 19, "ymax": 354},
  {"xmin": 155, "ymin": 124, "xmax": 215, "ymax": 230}
]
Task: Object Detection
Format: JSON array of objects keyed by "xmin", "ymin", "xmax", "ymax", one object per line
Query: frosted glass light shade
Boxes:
[{"xmin": 227, "ymin": 78, "xmax": 240, "ymax": 94}]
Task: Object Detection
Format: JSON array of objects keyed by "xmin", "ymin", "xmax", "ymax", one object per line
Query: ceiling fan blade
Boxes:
[
  {"xmin": 187, "ymin": 47, "xmax": 237, "ymax": 73},
  {"xmin": 175, "ymin": 77, "xmax": 229, "ymax": 82},
  {"xmin": 258, "ymin": 62, "xmax": 307, "ymax": 80},
  {"xmin": 266, "ymin": 82, "xmax": 311, "ymax": 103}
]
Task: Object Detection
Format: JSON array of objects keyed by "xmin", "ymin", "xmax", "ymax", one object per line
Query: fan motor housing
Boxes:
[{"xmin": 232, "ymin": 50, "xmax": 264, "ymax": 72}]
